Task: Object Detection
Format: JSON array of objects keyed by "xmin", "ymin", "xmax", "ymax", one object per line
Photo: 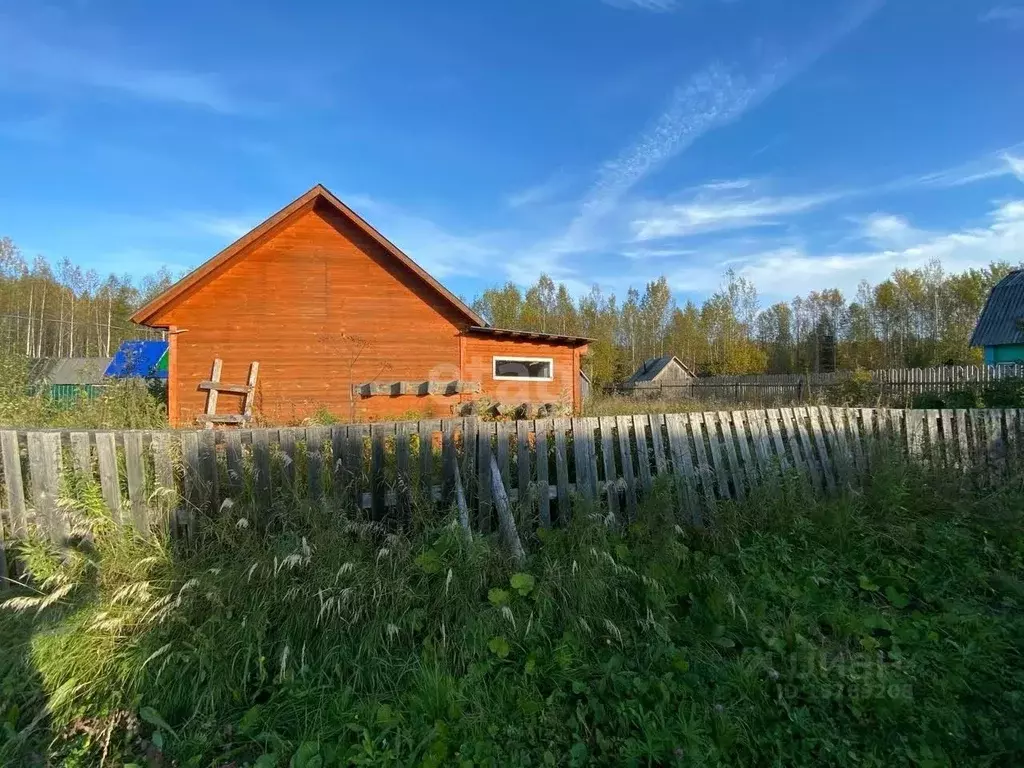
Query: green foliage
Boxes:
[
  {"xmin": 3, "ymin": 463, "xmax": 1024, "ymax": 765},
  {"xmin": 912, "ymin": 377, "xmax": 1024, "ymax": 410}
]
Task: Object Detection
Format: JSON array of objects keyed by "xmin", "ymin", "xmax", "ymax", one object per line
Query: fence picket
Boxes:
[
  {"xmin": 703, "ymin": 413, "xmax": 730, "ymax": 499},
  {"xmin": 123, "ymin": 432, "xmax": 149, "ymax": 534},
  {"xmin": 806, "ymin": 407, "xmax": 836, "ymax": 493},
  {"xmin": 69, "ymin": 432, "xmax": 92, "ymax": 479},
  {"xmin": 571, "ymin": 419, "xmax": 593, "ymax": 502},
  {"xmin": 516, "ymin": 421, "xmax": 531, "ymax": 511},
  {"xmin": 632, "ymin": 415, "xmax": 653, "ymax": 493},
  {"xmin": 150, "ymin": 432, "xmax": 176, "ymax": 533},
  {"xmin": 553, "ymin": 418, "xmax": 570, "ymax": 523},
  {"xmin": 27, "ymin": 433, "xmax": 64, "ymax": 542},
  {"xmin": 616, "ymin": 415, "xmax": 638, "ymax": 520},
  {"xmin": 777, "ymin": 408, "xmax": 805, "ymax": 480},
  {"xmin": 688, "ymin": 413, "xmax": 715, "ymax": 512},
  {"xmin": 535, "ymin": 421, "xmax": 551, "ymax": 528},
  {"xmin": 95, "ymin": 432, "xmax": 122, "ymax": 523},
  {"xmin": 717, "ymin": 411, "xmax": 744, "ymax": 500},
  {"xmin": 649, "ymin": 414, "xmax": 668, "ymax": 477},
  {"xmin": 665, "ymin": 414, "xmax": 698, "ymax": 522},
  {"xmin": 1, "ymin": 432, "xmax": 27, "ymax": 545}
]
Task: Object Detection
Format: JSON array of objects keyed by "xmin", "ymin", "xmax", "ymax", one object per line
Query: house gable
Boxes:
[
  {"xmin": 155, "ymin": 203, "xmax": 473, "ymax": 423},
  {"xmin": 132, "ymin": 184, "xmax": 483, "ymax": 329}
]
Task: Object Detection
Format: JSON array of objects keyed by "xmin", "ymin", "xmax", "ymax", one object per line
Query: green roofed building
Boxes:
[{"xmin": 971, "ymin": 270, "xmax": 1024, "ymax": 365}]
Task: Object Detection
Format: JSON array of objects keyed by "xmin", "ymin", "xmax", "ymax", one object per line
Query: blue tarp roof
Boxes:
[{"xmin": 104, "ymin": 340, "xmax": 168, "ymax": 379}]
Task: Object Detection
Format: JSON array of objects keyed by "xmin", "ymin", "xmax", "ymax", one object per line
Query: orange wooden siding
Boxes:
[
  {"xmin": 462, "ymin": 335, "xmax": 583, "ymax": 410},
  {"xmin": 152, "ymin": 202, "xmax": 470, "ymax": 425}
]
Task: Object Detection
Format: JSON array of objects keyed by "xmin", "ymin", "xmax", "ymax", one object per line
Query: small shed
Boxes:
[
  {"xmin": 971, "ymin": 270, "xmax": 1024, "ymax": 364},
  {"xmin": 625, "ymin": 356, "xmax": 695, "ymax": 390},
  {"xmin": 28, "ymin": 357, "xmax": 112, "ymax": 402}
]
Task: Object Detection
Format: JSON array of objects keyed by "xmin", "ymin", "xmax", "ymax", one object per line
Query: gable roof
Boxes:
[
  {"xmin": 970, "ymin": 270, "xmax": 1024, "ymax": 348},
  {"xmin": 28, "ymin": 357, "xmax": 112, "ymax": 386},
  {"xmin": 131, "ymin": 184, "xmax": 485, "ymax": 328},
  {"xmin": 625, "ymin": 355, "xmax": 694, "ymax": 384}
]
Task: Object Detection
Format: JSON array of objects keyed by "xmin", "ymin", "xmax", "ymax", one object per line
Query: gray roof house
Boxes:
[
  {"xmin": 970, "ymin": 270, "xmax": 1024, "ymax": 365},
  {"xmin": 28, "ymin": 357, "xmax": 113, "ymax": 386},
  {"xmin": 625, "ymin": 355, "xmax": 695, "ymax": 387}
]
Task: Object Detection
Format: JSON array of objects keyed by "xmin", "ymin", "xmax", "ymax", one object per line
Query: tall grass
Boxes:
[
  {"xmin": 2, "ymin": 457, "xmax": 1024, "ymax": 765},
  {"xmin": 0, "ymin": 355, "xmax": 167, "ymax": 429}
]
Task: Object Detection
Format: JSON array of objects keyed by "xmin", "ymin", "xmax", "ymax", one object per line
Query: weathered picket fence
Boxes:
[
  {"xmin": 616, "ymin": 364, "xmax": 1024, "ymax": 404},
  {"xmin": 1, "ymin": 407, "xmax": 1021, "ymax": 582}
]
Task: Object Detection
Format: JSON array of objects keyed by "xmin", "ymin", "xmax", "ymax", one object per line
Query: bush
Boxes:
[{"xmin": 3, "ymin": 461, "xmax": 1024, "ymax": 765}]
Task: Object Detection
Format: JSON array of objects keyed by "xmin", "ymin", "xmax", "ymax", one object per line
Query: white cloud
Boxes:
[
  {"xmin": 733, "ymin": 200, "xmax": 1024, "ymax": 299},
  {"xmin": 860, "ymin": 213, "xmax": 923, "ymax": 248},
  {"xmin": 631, "ymin": 190, "xmax": 839, "ymax": 240},
  {"xmin": 895, "ymin": 145, "xmax": 1024, "ymax": 189},
  {"xmin": 601, "ymin": 0, "xmax": 678, "ymax": 10},
  {"xmin": 1006, "ymin": 153, "xmax": 1024, "ymax": 182},
  {"xmin": 980, "ymin": 5, "xmax": 1024, "ymax": 28}
]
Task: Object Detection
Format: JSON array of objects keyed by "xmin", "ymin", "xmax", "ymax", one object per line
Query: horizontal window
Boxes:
[{"xmin": 493, "ymin": 356, "xmax": 554, "ymax": 381}]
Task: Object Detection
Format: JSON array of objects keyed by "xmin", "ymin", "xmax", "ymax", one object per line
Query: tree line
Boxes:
[
  {"xmin": 472, "ymin": 261, "xmax": 1018, "ymax": 385},
  {"xmin": 0, "ymin": 237, "xmax": 169, "ymax": 359},
  {"xmin": 1, "ymin": 233, "xmax": 1015, "ymax": 385}
]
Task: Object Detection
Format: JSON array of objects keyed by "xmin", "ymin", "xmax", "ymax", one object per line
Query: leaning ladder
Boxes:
[{"xmin": 198, "ymin": 358, "xmax": 260, "ymax": 428}]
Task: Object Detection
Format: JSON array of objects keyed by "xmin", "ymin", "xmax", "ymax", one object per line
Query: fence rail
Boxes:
[
  {"xmin": 1, "ymin": 406, "xmax": 1022, "ymax": 586},
  {"xmin": 613, "ymin": 364, "xmax": 1024, "ymax": 404}
]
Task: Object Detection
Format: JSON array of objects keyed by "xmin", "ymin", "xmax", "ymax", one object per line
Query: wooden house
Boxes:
[
  {"xmin": 131, "ymin": 185, "xmax": 591, "ymax": 426},
  {"xmin": 624, "ymin": 355, "xmax": 695, "ymax": 393},
  {"xmin": 971, "ymin": 270, "xmax": 1024, "ymax": 365}
]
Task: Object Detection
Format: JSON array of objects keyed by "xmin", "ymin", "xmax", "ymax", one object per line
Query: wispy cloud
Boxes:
[
  {"xmin": 505, "ymin": 172, "xmax": 574, "ymax": 209},
  {"xmin": 902, "ymin": 147, "xmax": 1024, "ymax": 189},
  {"xmin": 545, "ymin": 0, "xmax": 885, "ymax": 258},
  {"xmin": 1007, "ymin": 153, "xmax": 1024, "ymax": 182},
  {"xmin": 980, "ymin": 5, "xmax": 1024, "ymax": 28},
  {"xmin": 601, "ymin": 0, "xmax": 679, "ymax": 11},
  {"xmin": 0, "ymin": 9, "xmax": 246, "ymax": 113},
  {"xmin": 631, "ymin": 184, "xmax": 842, "ymax": 240},
  {"xmin": 184, "ymin": 215, "xmax": 259, "ymax": 241}
]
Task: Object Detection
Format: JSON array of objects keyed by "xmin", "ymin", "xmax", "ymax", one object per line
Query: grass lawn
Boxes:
[{"xmin": 2, "ymin": 458, "xmax": 1023, "ymax": 766}]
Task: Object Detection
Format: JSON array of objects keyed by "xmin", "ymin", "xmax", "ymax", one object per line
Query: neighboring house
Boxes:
[
  {"xmin": 624, "ymin": 356, "xmax": 695, "ymax": 391},
  {"xmin": 28, "ymin": 357, "xmax": 112, "ymax": 401},
  {"xmin": 971, "ymin": 270, "xmax": 1024, "ymax": 365},
  {"xmin": 131, "ymin": 184, "xmax": 591, "ymax": 426}
]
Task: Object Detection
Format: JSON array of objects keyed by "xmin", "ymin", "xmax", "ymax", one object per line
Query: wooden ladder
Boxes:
[{"xmin": 198, "ymin": 358, "xmax": 260, "ymax": 428}]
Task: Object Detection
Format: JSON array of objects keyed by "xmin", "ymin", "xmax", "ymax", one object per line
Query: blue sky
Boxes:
[{"xmin": 0, "ymin": 0, "xmax": 1022, "ymax": 306}]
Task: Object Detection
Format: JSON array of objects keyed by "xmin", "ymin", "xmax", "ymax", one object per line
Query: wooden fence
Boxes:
[
  {"xmin": 1, "ymin": 406, "xmax": 1022, "ymax": 586},
  {"xmin": 614, "ymin": 364, "xmax": 1024, "ymax": 404}
]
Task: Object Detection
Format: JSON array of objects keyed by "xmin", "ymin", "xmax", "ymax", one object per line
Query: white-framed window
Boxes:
[{"xmin": 492, "ymin": 356, "xmax": 554, "ymax": 381}]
